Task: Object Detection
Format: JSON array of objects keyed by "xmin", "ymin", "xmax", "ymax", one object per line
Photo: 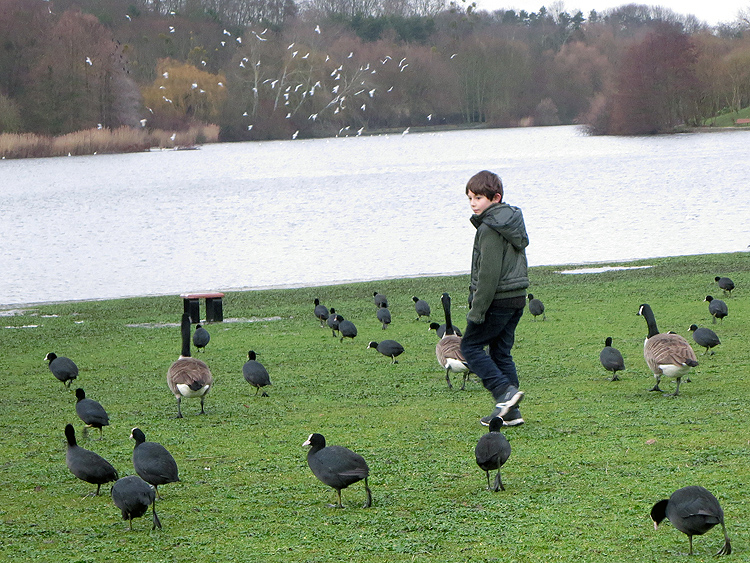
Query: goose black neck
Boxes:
[
  {"xmin": 180, "ymin": 313, "xmax": 192, "ymax": 357},
  {"xmin": 640, "ymin": 304, "xmax": 660, "ymax": 338},
  {"xmin": 442, "ymin": 293, "xmax": 455, "ymax": 336}
]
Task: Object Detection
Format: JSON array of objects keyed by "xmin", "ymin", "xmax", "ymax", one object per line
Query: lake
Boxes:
[{"xmin": 1, "ymin": 125, "xmax": 748, "ymax": 307}]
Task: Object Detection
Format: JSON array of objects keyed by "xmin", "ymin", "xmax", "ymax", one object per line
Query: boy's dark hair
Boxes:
[{"xmin": 465, "ymin": 170, "xmax": 503, "ymax": 201}]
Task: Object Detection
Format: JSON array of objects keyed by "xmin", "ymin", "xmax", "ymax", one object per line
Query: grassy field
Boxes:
[
  {"xmin": 704, "ymin": 105, "xmax": 750, "ymax": 128},
  {"xmin": 1, "ymin": 252, "xmax": 748, "ymax": 562}
]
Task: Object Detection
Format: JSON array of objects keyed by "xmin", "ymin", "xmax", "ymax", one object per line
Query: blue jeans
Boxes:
[{"xmin": 460, "ymin": 303, "xmax": 523, "ymax": 401}]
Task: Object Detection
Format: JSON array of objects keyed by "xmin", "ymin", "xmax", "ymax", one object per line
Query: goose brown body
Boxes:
[
  {"xmin": 638, "ymin": 304, "xmax": 698, "ymax": 396},
  {"xmin": 435, "ymin": 293, "xmax": 471, "ymax": 390},
  {"xmin": 167, "ymin": 314, "xmax": 213, "ymax": 417}
]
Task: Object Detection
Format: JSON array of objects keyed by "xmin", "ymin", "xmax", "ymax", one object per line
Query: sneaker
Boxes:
[
  {"xmin": 480, "ymin": 407, "xmax": 525, "ymax": 427},
  {"xmin": 480, "ymin": 386, "xmax": 524, "ymax": 426},
  {"xmin": 501, "ymin": 406, "xmax": 524, "ymax": 427},
  {"xmin": 495, "ymin": 385, "xmax": 524, "ymax": 415}
]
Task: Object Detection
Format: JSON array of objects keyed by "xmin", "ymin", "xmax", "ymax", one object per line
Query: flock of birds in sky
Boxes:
[
  {"xmin": 105, "ymin": 13, "xmax": 434, "ymax": 138},
  {"xmin": 43, "ymin": 275, "xmax": 738, "ymax": 554}
]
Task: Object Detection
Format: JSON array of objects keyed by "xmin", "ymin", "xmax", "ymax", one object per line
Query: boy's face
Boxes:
[{"xmin": 467, "ymin": 190, "xmax": 502, "ymax": 215}]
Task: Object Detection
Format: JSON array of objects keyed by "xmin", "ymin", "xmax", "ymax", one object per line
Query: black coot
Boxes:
[
  {"xmin": 412, "ymin": 296, "xmax": 431, "ymax": 320},
  {"xmin": 304, "ymin": 433, "xmax": 372, "ymax": 508},
  {"xmin": 192, "ymin": 324, "xmax": 210, "ymax": 352},
  {"xmin": 474, "ymin": 417, "xmax": 511, "ymax": 492},
  {"xmin": 651, "ymin": 486, "xmax": 731, "ymax": 555},
  {"xmin": 688, "ymin": 324, "xmax": 721, "ymax": 355},
  {"xmin": 46, "ymin": 353, "xmax": 78, "ymax": 388},
  {"xmin": 243, "ymin": 350, "xmax": 271, "ymax": 397},
  {"xmin": 367, "ymin": 340, "xmax": 404, "ymax": 364},
  {"xmin": 131, "ymin": 427, "xmax": 179, "ymax": 498},
  {"xmin": 599, "ymin": 337, "xmax": 625, "ymax": 381},
  {"xmin": 111, "ymin": 475, "xmax": 162, "ymax": 530},
  {"xmin": 64, "ymin": 423, "xmax": 118, "ymax": 496},
  {"xmin": 74, "ymin": 388, "xmax": 110, "ymax": 439}
]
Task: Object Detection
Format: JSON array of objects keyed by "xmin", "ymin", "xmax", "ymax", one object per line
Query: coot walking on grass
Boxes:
[
  {"xmin": 46, "ymin": 353, "xmax": 78, "ymax": 388},
  {"xmin": 192, "ymin": 324, "xmax": 210, "ymax": 352},
  {"xmin": 367, "ymin": 340, "xmax": 404, "ymax": 363},
  {"xmin": 64, "ymin": 423, "xmax": 118, "ymax": 496},
  {"xmin": 688, "ymin": 324, "xmax": 721, "ymax": 355},
  {"xmin": 650, "ymin": 486, "xmax": 731, "ymax": 555},
  {"xmin": 111, "ymin": 475, "xmax": 161, "ymax": 531},
  {"xmin": 74, "ymin": 388, "xmax": 110, "ymax": 439},
  {"xmin": 474, "ymin": 416, "xmax": 511, "ymax": 492},
  {"xmin": 527, "ymin": 294, "xmax": 545, "ymax": 321},
  {"xmin": 304, "ymin": 433, "xmax": 372, "ymax": 508},
  {"xmin": 599, "ymin": 337, "xmax": 625, "ymax": 381},
  {"xmin": 131, "ymin": 427, "xmax": 179, "ymax": 499},
  {"xmin": 243, "ymin": 350, "xmax": 271, "ymax": 396}
]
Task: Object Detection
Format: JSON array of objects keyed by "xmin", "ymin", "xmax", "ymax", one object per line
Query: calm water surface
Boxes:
[{"xmin": 1, "ymin": 125, "xmax": 748, "ymax": 307}]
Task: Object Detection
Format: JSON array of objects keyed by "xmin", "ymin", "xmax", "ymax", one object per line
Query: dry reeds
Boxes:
[
  {"xmin": 149, "ymin": 124, "xmax": 220, "ymax": 149},
  {"xmin": 0, "ymin": 124, "xmax": 220, "ymax": 160}
]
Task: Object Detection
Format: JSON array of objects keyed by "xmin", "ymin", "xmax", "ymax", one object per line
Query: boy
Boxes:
[{"xmin": 460, "ymin": 170, "xmax": 530, "ymax": 426}]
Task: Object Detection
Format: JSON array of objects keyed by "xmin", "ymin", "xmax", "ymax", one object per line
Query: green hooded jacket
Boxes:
[{"xmin": 467, "ymin": 202, "xmax": 530, "ymax": 323}]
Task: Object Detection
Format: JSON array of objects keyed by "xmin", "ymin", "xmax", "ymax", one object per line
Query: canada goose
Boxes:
[
  {"xmin": 131, "ymin": 427, "xmax": 179, "ymax": 499},
  {"xmin": 304, "ymin": 433, "xmax": 372, "ymax": 508},
  {"xmin": 64, "ymin": 423, "xmax": 118, "ymax": 496},
  {"xmin": 376, "ymin": 303, "xmax": 391, "ymax": 329},
  {"xmin": 599, "ymin": 337, "xmax": 625, "ymax": 381},
  {"xmin": 527, "ymin": 294, "xmax": 545, "ymax": 321},
  {"xmin": 337, "ymin": 315, "xmax": 357, "ymax": 343},
  {"xmin": 326, "ymin": 308, "xmax": 340, "ymax": 337},
  {"xmin": 428, "ymin": 322, "xmax": 462, "ymax": 338},
  {"xmin": 688, "ymin": 324, "xmax": 720, "ymax": 355},
  {"xmin": 243, "ymin": 350, "xmax": 271, "ymax": 396},
  {"xmin": 45, "ymin": 353, "xmax": 78, "ymax": 388},
  {"xmin": 367, "ymin": 340, "xmax": 404, "ymax": 363},
  {"xmin": 192, "ymin": 324, "xmax": 210, "ymax": 352},
  {"xmin": 111, "ymin": 475, "xmax": 161, "ymax": 530},
  {"xmin": 314, "ymin": 298, "xmax": 329, "ymax": 327},
  {"xmin": 74, "ymin": 388, "xmax": 110, "ymax": 439},
  {"xmin": 474, "ymin": 416, "xmax": 511, "ymax": 492},
  {"xmin": 167, "ymin": 314, "xmax": 213, "ymax": 418},
  {"xmin": 373, "ymin": 291, "xmax": 388, "ymax": 309},
  {"xmin": 714, "ymin": 276, "xmax": 734, "ymax": 298},
  {"xmin": 637, "ymin": 304, "xmax": 698, "ymax": 396},
  {"xmin": 650, "ymin": 486, "xmax": 731, "ymax": 556},
  {"xmin": 412, "ymin": 296, "xmax": 431, "ymax": 320},
  {"xmin": 435, "ymin": 292, "xmax": 471, "ymax": 390},
  {"xmin": 704, "ymin": 295, "xmax": 728, "ymax": 324}
]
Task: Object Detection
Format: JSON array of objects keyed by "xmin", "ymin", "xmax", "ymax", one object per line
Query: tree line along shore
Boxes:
[{"xmin": 1, "ymin": 0, "xmax": 750, "ymax": 160}]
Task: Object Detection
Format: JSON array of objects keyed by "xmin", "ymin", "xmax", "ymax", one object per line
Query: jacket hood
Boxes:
[{"xmin": 470, "ymin": 203, "xmax": 529, "ymax": 250}]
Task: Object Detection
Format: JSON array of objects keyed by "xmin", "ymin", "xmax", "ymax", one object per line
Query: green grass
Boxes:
[
  {"xmin": 704, "ymin": 105, "xmax": 750, "ymax": 127},
  {"xmin": 1, "ymin": 252, "xmax": 749, "ymax": 562}
]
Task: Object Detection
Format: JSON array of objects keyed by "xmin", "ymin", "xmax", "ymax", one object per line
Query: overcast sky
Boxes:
[{"xmin": 471, "ymin": 1, "xmax": 749, "ymax": 26}]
